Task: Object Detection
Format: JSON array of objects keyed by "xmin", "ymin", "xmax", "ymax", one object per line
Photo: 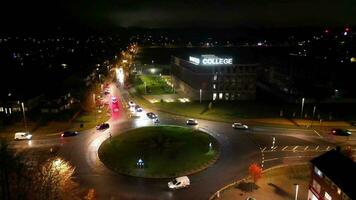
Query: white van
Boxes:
[
  {"xmin": 14, "ymin": 132, "xmax": 32, "ymax": 140},
  {"xmin": 168, "ymin": 176, "xmax": 190, "ymax": 189}
]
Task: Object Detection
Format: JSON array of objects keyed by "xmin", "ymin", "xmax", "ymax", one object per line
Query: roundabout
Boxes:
[{"xmin": 98, "ymin": 125, "xmax": 219, "ymax": 178}]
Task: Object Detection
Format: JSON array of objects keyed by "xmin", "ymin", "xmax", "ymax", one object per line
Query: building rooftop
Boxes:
[{"xmin": 311, "ymin": 149, "xmax": 356, "ymax": 199}]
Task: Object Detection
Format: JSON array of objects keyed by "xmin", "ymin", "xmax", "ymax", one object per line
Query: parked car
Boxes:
[
  {"xmin": 111, "ymin": 97, "xmax": 118, "ymax": 104},
  {"xmin": 186, "ymin": 119, "xmax": 198, "ymax": 125},
  {"xmin": 135, "ymin": 105, "xmax": 143, "ymax": 112},
  {"xmin": 146, "ymin": 112, "xmax": 157, "ymax": 119},
  {"xmin": 128, "ymin": 101, "xmax": 135, "ymax": 108},
  {"xmin": 61, "ymin": 131, "xmax": 78, "ymax": 137},
  {"xmin": 331, "ymin": 128, "xmax": 352, "ymax": 136},
  {"xmin": 232, "ymin": 122, "xmax": 249, "ymax": 130},
  {"xmin": 14, "ymin": 132, "xmax": 32, "ymax": 140},
  {"xmin": 96, "ymin": 123, "xmax": 110, "ymax": 130},
  {"xmin": 168, "ymin": 176, "xmax": 190, "ymax": 189}
]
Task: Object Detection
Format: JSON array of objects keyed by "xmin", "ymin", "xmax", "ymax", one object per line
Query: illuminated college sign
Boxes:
[{"xmin": 189, "ymin": 55, "xmax": 233, "ymax": 65}]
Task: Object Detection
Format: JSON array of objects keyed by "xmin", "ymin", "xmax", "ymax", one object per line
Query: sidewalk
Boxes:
[{"xmin": 213, "ymin": 164, "xmax": 310, "ymax": 200}]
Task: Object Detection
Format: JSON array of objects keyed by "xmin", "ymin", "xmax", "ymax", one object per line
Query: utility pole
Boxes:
[{"xmin": 21, "ymin": 102, "xmax": 28, "ymax": 132}]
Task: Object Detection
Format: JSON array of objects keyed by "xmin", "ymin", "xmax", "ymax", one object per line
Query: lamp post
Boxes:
[
  {"xmin": 21, "ymin": 102, "xmax": 28, "ymax": 132},
  {"xmin": 199, "ymin": 89, "xmax": 202, "ymax": 103},
  {"xmin": 93, "ymin": 94, "xmax": 96, "ymax": 123},
  {"xmin": 300, "ymin": 98, "xmax": 305, "ymax": 118},
  {"xmin": 294, "ymin": 184, "xmax": 299, "ymax": 200}
]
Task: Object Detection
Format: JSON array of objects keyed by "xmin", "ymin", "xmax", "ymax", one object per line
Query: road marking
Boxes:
[
  {"xmin": 293, "ymin": 146, "xmax": 299, "ymax": 151},
  {"xmin": 264, "ymin": 158, "xmax": 279, "ymax": 162},
  {"xmin": 304, "ymin": 146, "xmax": 309, "ymax": 151},
  {"xmin": 315, "ymin": 146, "xmax": 319, "ymax": 151},
  {"xmin": 271, "ymin": 146, "xmax": 278, "ymax": 151},
  {"xmin": 282, "ymin": 146, "xmax": 288, "ymax": 151},
  {"xmin": 313, "ymin": 130, "xmax": 322, "ymax": 138},
  {"xmin": 261, "ymin": 147, "xmax": 267, "ymax": 152}
]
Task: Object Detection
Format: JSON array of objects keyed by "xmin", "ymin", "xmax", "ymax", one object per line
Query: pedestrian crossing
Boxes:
[{"xmin": 260, "ymin": 145, "xmax": 338, "ymax": 153}]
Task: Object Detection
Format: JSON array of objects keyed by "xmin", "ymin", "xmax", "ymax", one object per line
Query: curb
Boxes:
[{"xmin": 209, "ymin": 163, "xmax": 309, "ymax": 200}]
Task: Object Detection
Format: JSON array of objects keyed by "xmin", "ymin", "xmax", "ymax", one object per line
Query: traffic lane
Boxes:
[{"xmin": 60, "ymin": 114, "xmax": 262, "ymax": 199}]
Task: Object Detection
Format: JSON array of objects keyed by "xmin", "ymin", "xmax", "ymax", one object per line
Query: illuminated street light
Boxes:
[
  {"xmin": 21, "ymin": 102, "xmax": 28, "ymax": 132},
  {"xmin": 300, "ymin": 97, "xmax": 305, "ymax": 118},
  {"xmin": 199, "ymin": 89, "xmax": 202, "ymax": 103}
]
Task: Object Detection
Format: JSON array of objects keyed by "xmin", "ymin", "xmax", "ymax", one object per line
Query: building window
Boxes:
[
  {"xmin": 213, "ymin": 74, "xmax": 217, "ymax": 81},
  {"xmin": 314, "ymin": 166, "xmax": 323, "ymax": 178},
  {"xmin": 213, "ymin": 84, "xmax": 216, "ymax": 89},
  {"xmin": 324, "ymin": 192, "xmax": 332, "ymax": 200},
  {"xmin": 213, "ymin": 93, "xmax": 217, "ymax": 101},
  {"xmin": 225, "ymin": 93, "xmax": 229, "ymax": 100},
  {"xmin": 312, "ymin": 179, "xmax": 321, "ymax": 193},
  {"xmin": 219, "ymin": 93, "xmax": 223, "ymax": 100},
  {"xmin": 0, "ymin": 107, "xmax": 3, "ymax": 112}
]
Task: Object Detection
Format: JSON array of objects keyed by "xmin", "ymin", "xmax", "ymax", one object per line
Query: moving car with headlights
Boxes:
[
  {"xmin": 186, "ymin": 119, "xmax": 198, "ymax": 125},
  {"xmin": 14, "ymin": 132, "xmax": 32, "ymax": 140},
  {"xmin": 168, "ymin": 176, "xmax": 190, "ymax": 189},
  {"xmin": 331, "ymin": 128, "xmax": 352, "ymax": 136},
  {"xmin": 232, "ymin": 122, "xmax": 249, "ymax": 130},
  {"xmin": 96, "ymin": 123, "xmax": 110, "ymax": 130},
  {"xmin": 61, "ymin": 131, "xmax": 78, "ymax": 137},
  {"xmin": 146, "ymin": 112, "xmax": 157, "ymax": 119}
]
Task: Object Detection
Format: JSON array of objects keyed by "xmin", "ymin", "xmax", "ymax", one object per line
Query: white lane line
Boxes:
[
  {"xmin": 261, "ymin": 147, "xmax": 267, "ymax": 152},
  {"xmin": 304, "ymin": 146, "xmax": 309, "ymax": 151},
  {"xmin": 313, "ymin": 130, "xmax": 322, "ymax": 138},
  {"xmin": 293, "ymin": 146, "xmax": 299, "ymax": 151},
  {"xmin": 271, "ymin": 146, "xmax": 278, "ymax": 151},
  {"xmin": 264, "ymin": 158, "xmax": 279, "ymax": 162},
  {"xmin": 315, "ymin": 146, "xmax": 319, "ymax": 151},
  {"xmin": 282, "ymin": 146, "xmax": 288, "ymax": 151}
]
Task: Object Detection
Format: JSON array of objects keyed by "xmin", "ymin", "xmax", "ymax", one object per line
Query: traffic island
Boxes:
[{"xmin": 98, "ymin": 125, "xmax": 219, "ymax": 178}]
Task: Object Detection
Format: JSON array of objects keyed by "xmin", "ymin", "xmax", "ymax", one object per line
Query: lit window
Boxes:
[
  {"xmin": 213, "ymin": 74, "xmax": 217, "ymax": 81},
  {"xmin": 225, "ymin": 93, "xmax": 229, "ymax": 100},
  {"xmin": 213, "ymin": 84, "xmax": 216, "ymax": 89},
  {"xmin": 0, "ymin": 107, "xmax": 3, "ymax": 112},
  {"xmin": 213, "ymin": 93, "xmax": 217, "ymax": 101},
  {"xmin": 219, "ymin": 93, "xmax": 223, "ymax": 100},
  {"xmin": 314, "ymin": 167, "xmax": 323, "ymax": 177},
  {"xmin": 325, "ymin": 192, "xmax": 332, "ymax": 200}
]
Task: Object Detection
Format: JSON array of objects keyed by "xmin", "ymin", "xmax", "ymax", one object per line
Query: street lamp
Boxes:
[
  {"xmin": 21, "ymin": 102, "xmax": 28, "ymax": 132},
  {"xmin": 300, "ymin": 97, "xmax": 305, "ymax": 118},
  {"xmin": 199, "ymin": 89, "xmax": 202, "ymax": 103},
  {"xmin": 92, "ymin": 94, "xmax": 96, "ymax": 123},
  {"xmin": 294, "ymin": 184, "xmax": 299, "ymax": 200}
]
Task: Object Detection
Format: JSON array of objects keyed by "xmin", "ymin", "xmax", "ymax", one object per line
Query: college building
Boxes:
[
  {"xmin": 308, "ymin": 149, "xmax": 355, "ymax": 200},
  {"xmin": 171, "ymin": 55, "xmax": 258, "ymax": 101}
]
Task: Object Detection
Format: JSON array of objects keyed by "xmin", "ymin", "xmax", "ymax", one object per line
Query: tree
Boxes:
[{"xmin": 249, "ymin": 163, "xmax": 262, "ymax": 183}]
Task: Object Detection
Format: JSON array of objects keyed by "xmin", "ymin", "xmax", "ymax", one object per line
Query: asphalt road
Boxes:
[{"xmin": 9, "ymin": 83, "xmax": 356, "ymax": 200}]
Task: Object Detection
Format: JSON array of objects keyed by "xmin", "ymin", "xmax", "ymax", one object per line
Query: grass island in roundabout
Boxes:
[{"xmin": 98, "ymin": 126, "xmax": 220, "ymax": 178}]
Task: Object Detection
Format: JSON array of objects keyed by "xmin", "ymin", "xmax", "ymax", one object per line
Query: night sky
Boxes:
[{"xmin": 1, "ymin": 0, "xmax": 355, "ymax": 30}]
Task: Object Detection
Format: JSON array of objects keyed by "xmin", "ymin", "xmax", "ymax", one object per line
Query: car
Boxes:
[
  {"xmin": 96, "ymin": 123, "xmax": 110, "ymax": 130},
  {"xmin": 135, "ymin": 105, "xmax": 143, "ymax": 112},
  {"xmin": 111, "ymin": 97, "xmax": 118, "ymax": 104},
  {"xmin": 128, "ymin": 101, "xmax": 135, "ymax": 107},
  {"xmin": 246, "ymin": 197, "xmax": 256, "ymax": 200},
  {"xmin": 232, "ymin": 122, "xmax": 249, "ymax": 130},
  {"xmin": 61, "ymin": 131, "xmax": 78, "ymax": 137},
  {"xmin": 146, "ymin": 112, "xmax": 157, "ymax": 119},
  {"xmin": 186, "ymin": 119, "xmax": 198, "ymax": 125},
  {"xmin": 331, "ymin": 128, "xmax": 352, "ymax": 136},
  {"xmin": 168, "ymin": 176, "xmax": 190, "ymax": 189},
  {"xmin": 14, "ymin": 132, "xmax": 32, "ymax": 140},
  {"xmin": 154, "ymin": 118, "xmax": 160, "ymax": 123}
]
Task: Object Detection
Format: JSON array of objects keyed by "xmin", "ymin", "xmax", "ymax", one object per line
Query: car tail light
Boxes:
[
  {"xmin": 332, "ymin": 130, "xmax": 336, "ymax": 133},
  {"xmin": 61, "ymin": 134, "xmax": 64, "ymax": 137}
]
